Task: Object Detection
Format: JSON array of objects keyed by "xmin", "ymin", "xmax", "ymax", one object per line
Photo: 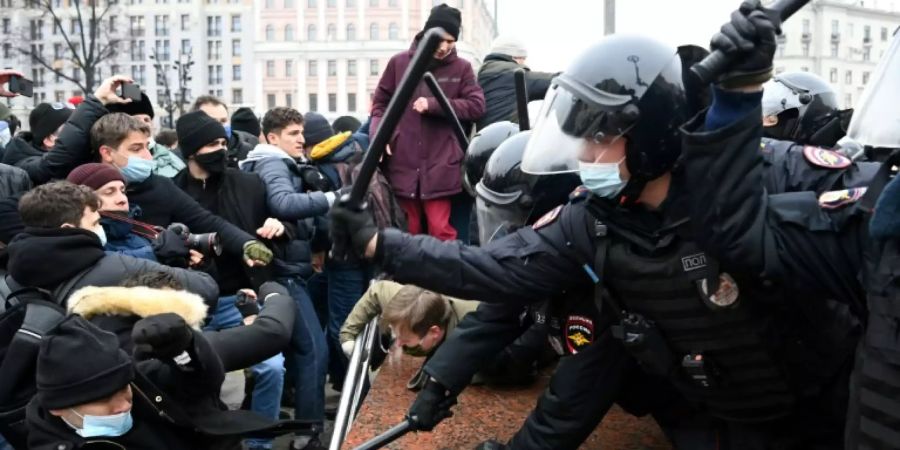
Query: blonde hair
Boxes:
[{"xmin": 382, "ymin": 285, "xmax": 450, "ymax": 336}]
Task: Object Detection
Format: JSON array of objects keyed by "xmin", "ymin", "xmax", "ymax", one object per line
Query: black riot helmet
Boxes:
[
  {"xmin": 462, "ymin": 121, "xmax": 520, "ymax": 196},
  {"xmin": 476, "ymin": 131, "xmax": 580, "ymax": 244},
  {"xmin": 762, "ymin": 71, "xmax": 845, "ymax": 147},
  {"xmin": 522, "ymin": 34, "xmax": 688, "ymax": 202}
]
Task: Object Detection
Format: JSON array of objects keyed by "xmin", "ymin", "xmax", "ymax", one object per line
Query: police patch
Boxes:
[
  {"xmin": 565, "ymin": 315, "xmax": 594, "ymax": 354},
  {"xmin": 803, "ymin": 146, "xmax": 851, "ymax": 169},
  {"xmin": 533, "ymin": 205, "xmax": 562, "ymax": 230},
  {"xmin": 818, "ymin": 187, "xmax": 867, "ymax": 210}
]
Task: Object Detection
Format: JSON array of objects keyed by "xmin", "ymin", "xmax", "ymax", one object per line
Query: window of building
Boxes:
[
  {"xmin": 327, "ymin": 23, "xmax": 336, "ymax": 40},
  {"xmin": 864, "ymin": 25, "xmax": 871, "ymax": 42},
  {"xmin": 155, "ymin": 15, "xmax": 169, "ymax": 36},
  {"xmin": 265, "ymin": 0, "xmax": 273, "ymax": 7},
  {"xmin": 109, "ymin": 16, "xmax": 118, "ymax": 33},
  {"xmin": 3, "ymin": 18, "xmax": 11, "ymax": 34},
  {"xmin": 267, "ymin": 94, "xmax": 276, "ymax": 109},
  {"xmin": 307, "ymin": 24, "xmax": 317, "ymax": 40},
  {"xmin": 863, "ymin": 47, "xmax": 870, "ymax": 61},
  {"xmin": 802, "ymin": 42, "xmax": 809, "ymax": 57},
  {"xmin": 348, "ymin": 92, "xmax": 356, "ymax": 112},
  {"xmin": 308, "ymin": 0, "xmax": 316, "ymax": 6},
  {"xmin": 285, "ymin": 60, "xmax": 293, "ymax": 76},
  {"xmin": 347, "ymin": 59, "xmax": 356, "ymax": 76},
  {"xmin": 267, "ymin": 60, "xmax": 275, "ymax": 77},
  {"xmin": 369, "ymin": 23, "xmax": 379, "ymax": 40},
  {"xmin": 232, "ymin": 39, "xmax": 241, "ymax": 57},
  {"xmin": 231, "ymin": 15, "xmax": 241, "ymax": 32},
  {"xmin": 830, "ymin": 68, "xmax": 837, "ymax": 83},
  {"xmin": 285, "ymin": 25, "xmax": 294, "ymax": 41},
  {"xmin": 130, "ymin": 16, "xmax": 145, "ymax": 37},
  {"xmin": 232, "ymin": 88, "xmax": 243, "ymax": 104},
  {"xmin": 862, "ymin": 71, "xmax": 870, "ymax": 84},
  {"xmin": 369, "ymin": 59, "xmax": 379, "ymax": 76},
  {"xmin": 346, "ymin": 0, "xmax": 355, "ymax": 6},
  {"xmin": 369, "ymin": 0, "xmax": 377, "ymax": 6},
  {"xmin": 155, "ymin": 39, "xmax": 171, "ymax": 60},
  {"xmin": 327, "ymin": 0, "xmax": 335, "ymax": 6},
  {"xmin": 830, "ymin": 42, "xmax": 838, "ymax": 57},
  {"xmin": 848, "ymin": 23, "xmax": 854, "ymax": 38},
  {"xmin": 285, "ymin": 0, "xmax": 293, "ymax": 6},
  {"xmin": 328, "ymin": 93, "xmax": 337, "ymax": 112},
  {"xmin": 54, "ymin": 43, "xmax": 63, "ymax": 60},
  {"xmin": 233, "ymin": 64, "xmax": 242, "ymax": 81},
  {"xmin": 844, "ymin": 93, "xmax": 852, "ymax": 108},
  {"xmin": 882, "ymin": 27, "xmax": 889, "ymax": 41},
  {"xmin": 845, "ymin": 70, "xmax": 852, "ymax": 84},
  {"xmin": 327, "ymin": 60, "xmax": 336, "ymax": 76},
  {"xmin": 388, "ymin": 22, "xmax": 398, "ymax": 40},
  {"xmin": 181, "ymin": 39, "xmax": 191, "ymax": 56},
  {"xmin": 309, "ymin": 93, "xmax": 318, "ymax": 111},
  {"xmin": 181, "ymin": 14, "xmax": 190, "ymax": 31},
  {"xmin": 388, "ymin": 0, "xmax": 396, "ymax": 6},
  {"xmin": 3, "ymin": 43, "xmax": 10, "ymax": 59},
  {"xmin": 802, "ymin": 18, "xmax": 809, "ymax": 35},
  {"xmin": 800, "ymin": 66, "xmax": 809, "ymax": 72},
  {"xmin": 347, "ymin": 23, "xmax": 356, "ymax": 40},
  {"xmin": 207, "ymin": 16, "xmax": 222, "ymax": 37},
  {"xmin": 266, "ymin": 25, "xmax": 275, "ymax": 41},
  {"xmin": 831, "ymin": 19, "xmax": 839, "ymax": 35},
  {"xmin": 130, "ymin": 40, "xmax": 146, "ymax": 61},
  {"xmin": 207, "ymin": 40, "xmax": 222, "ymax": 59},
  {"xmin": 285, "ymin": 93, "xmax": 293, "ymax": 107}
]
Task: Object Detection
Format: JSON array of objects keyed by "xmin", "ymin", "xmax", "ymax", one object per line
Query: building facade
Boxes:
[
  {"xmin": 773, "ymin": 0, "xmax": 900, "ymax": 108},
  {"xmin": 252, "ymin": 0, "xmax": 497, "ymax": 121},
  {"xmin": 1, "ymin": 0, "xmax": 256, "ymax": 127}
]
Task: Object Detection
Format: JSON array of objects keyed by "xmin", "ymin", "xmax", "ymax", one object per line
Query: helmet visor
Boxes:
[
  {"xmin": 522, "ymin": 83, "xmax": 638, "ymax": 175},
  {"xmin": 847, "ymin": 32, "xmax": 900, "ymax": 148},
  {"xmin": 475, "ymin": 183, "xmax": 529, "ymax": 245},
  {"xmin": 762, "ymin": 78, "xmax": 805, "ymax": 117}
]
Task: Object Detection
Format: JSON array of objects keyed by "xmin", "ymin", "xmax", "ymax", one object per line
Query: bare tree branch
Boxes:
[{"xmin": 20, "ymin": 49, "xmax": 88, "ymax": 93}]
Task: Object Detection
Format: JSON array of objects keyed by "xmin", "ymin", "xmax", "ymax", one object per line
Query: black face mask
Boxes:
[{"xmin": 194, "ymin": 149, "xmax": 227, "ymax": 175}]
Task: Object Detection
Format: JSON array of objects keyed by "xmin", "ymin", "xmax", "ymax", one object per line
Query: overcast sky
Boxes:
[{"xmin": 495, "ymin": 0, "xmax": 739, "ymax": 72}]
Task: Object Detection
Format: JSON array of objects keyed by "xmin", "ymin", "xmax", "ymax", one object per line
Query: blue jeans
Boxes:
[
  {"xmin": 278, "ymin": 277, "xmax": 328, "ymax": 428},
  {"xmin": 204, "ymin": 295, "xmax": 285, "ymax": 450},
  {"xmin": 325, "ymin": 264, "xmax": 371, "ymax": 389}
]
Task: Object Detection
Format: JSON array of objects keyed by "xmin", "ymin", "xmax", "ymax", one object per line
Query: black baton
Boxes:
[
  {"xmin": 514, "ymin": 69, "xmax": 530, "ymax": 131},
  {"xmin": 345, "ymin": 28, "xmax": 446, "ymax": 209},
  {"xmin": 691, "ymin": 0, "xmax": 810, "ymax": 84},
  {"xmin": 352, "ymin": 419, "xmax": 413, "ymax": 450},
  {"xmin": 423, "ymin": 72, "xmax": 469, "ymax": 149}
]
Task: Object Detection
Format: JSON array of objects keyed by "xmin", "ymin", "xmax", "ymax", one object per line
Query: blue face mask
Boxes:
[
  {"xmin": 119, "ymin": 156, "xmax": 155, "ymax": 184},
  {"xmin": 69, "ymin": 409, "xmax": 133, "ymax": 438},
  {"xmin": 223, "ymin": 124, "xmax": 233, "ymax": 139},
  {"xmin": 578, "ymin": 159, "xmax": 627, "ymax": 198}
]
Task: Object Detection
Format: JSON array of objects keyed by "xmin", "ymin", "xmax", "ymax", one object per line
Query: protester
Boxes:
[
  {"xmin": 476, "ymin": 35, "xmax": 556, "ymax": 130},
  {"xmin": 192, "ymin": 96, "xmax": 259, "ymax": 167},
  {"xmin": 331, "ymin": 116, "xmax": 361, "ymax": 135},
  {"xmin": 155, "ymin": 128, "xmax": 178, "ymax": 150},
  {"xmin": 371, "ymin": 3, "xmax": 485, "ymax": 240},
  {"xmin": 232, "ymin": 107, "xmax": 263, "ymax": 143},
  {"xmin": 106, "ymin": 92, "xmax": 186, "ymax": 177}
]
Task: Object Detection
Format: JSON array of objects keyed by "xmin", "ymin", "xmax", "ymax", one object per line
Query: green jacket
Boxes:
[{"xmin": 151, "ymin": 141, "xmax": 186, "ymax": 178}]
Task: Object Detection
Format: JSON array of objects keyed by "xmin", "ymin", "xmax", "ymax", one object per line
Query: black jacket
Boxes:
[
  {"xmin": 25, "ymin": 325, "xmax": 286, "ymax": 450},
  {"xmin": 475, "ymin": 53, "xmax": 555, "ymax": 130},
  {"xmin": 3, "ymin": 227, "xmax": 219, "ymax": 307},
  {"xmin": 226, "ymin": 130, "xmax": 258, "ymax": 168},
  {"xmin": 0, "ymin": 163, "xmax": 30, "ymax": 198},
  {"xmin": 173, "ymin": 168, "xmax": 277, "ymax": 295},
  {"xmin": 0, "ymin": 97, "xmax": 106, "ymax": 184},
  {"xmin": 126, "ymin": 174, "xmax": 256, "ymax": 257}
]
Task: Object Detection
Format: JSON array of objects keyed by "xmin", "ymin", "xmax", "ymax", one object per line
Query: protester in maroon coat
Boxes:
[{"xmin": 371, "ymin": 3, "xmax": 485, "ymax": 241}]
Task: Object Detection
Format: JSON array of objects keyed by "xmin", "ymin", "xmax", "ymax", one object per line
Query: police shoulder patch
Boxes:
[
  {"xmin": 533, "ymin": 205, "xmax": 563, "ymax": 230},
  {"xmin": 568, "ymin": 185, "xmax": 590, "ymax": 202},
  {"xmin": 818, "ymin": 187, "xmax": 867, "ymax": 210},
  {"xmin": 565, "ymin": 315, "xmax": 594, "ymax": 354},
  {"xmin": 803, "ymin": 146, "xmax": 851, "ymax": 169}
]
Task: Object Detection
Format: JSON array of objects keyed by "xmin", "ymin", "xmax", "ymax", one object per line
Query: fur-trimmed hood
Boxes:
[{"xmin": 67, "ymin": 286, "xmax": 208, "ymax": 328}]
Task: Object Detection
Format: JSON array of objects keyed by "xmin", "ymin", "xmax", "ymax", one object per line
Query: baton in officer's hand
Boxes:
[{"xmin": 352, "ymin": 418, "xmax": 413, "ymax": 450}]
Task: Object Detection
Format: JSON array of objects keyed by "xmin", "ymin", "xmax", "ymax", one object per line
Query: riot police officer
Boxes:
[
  {"xmin": 331, "ymin": 15, "xmax": 860, "ymax": 448},
  {"xmin": 462, "ymin": 121, "xmax": 521, "ymax": 245}
]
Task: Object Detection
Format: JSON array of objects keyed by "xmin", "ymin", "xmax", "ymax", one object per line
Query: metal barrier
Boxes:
[{"xmin": 329, "ymin": 317, "xmax": 380, "ymax": 450}]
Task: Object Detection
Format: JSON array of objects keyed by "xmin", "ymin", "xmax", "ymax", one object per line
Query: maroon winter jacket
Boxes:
[{"xmin": 371, "ymin": 39, "xmax": 485, "ymax": 200}]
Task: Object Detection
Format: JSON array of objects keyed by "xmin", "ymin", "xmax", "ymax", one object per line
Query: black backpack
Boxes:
[{"xmin": 0, "ymin": 270, "xmax": 90, "ymax": 449}]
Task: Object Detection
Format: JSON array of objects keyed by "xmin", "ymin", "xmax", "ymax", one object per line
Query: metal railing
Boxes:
[{"xmin": 329, "ymin": 317, "xmax": 380, "ymax": 450}]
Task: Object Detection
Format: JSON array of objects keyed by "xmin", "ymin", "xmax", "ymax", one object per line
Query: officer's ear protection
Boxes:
[{"xmin": 798, "ymin": 92, "xmax": 813, "ymax": 105}]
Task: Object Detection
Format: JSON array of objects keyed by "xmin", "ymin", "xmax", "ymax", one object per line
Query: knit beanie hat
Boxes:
[
  {"xmin": 176, "ymin": 110, "xmax": 227, "ymax": 158},
  {"xmin": 36, "ymin": 315, "xmax": 134, "ymax": 410},
  {"xmin": 67, "ymin": 163, "xmax": 126, "ymax": 191},
  {"xmin": 30, "ymin": 102, "xmax": 73, "ymax": 145},
  {"xmin": 332, "ymin": 116, "xmax": 361, "ymax": 134},
  {"xmin": 490, "ymin": 35, "xmax": 528, "ymax": 58},
  {"xmin": 423, "ymin": 3, "xmax": 461, "ymax": 41},
  {"xmin": 231, "ymin": 107, "xmax": 261, "ymax": 137},
  {"xmin": 303, "ymin": 112, "xmax": 334, "ymax": 149},
  {"xmin": 106, "ymin": 92, "xmax": 155, "ymax": 119}
]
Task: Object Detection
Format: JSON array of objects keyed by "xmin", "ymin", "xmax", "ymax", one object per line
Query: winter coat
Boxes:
[
  {"xmin": 476, "ymin": 53, "xmax": 556, "ymax": 130},
  {"xmin": 0, "ymin": 163, "xmax": 31, "ymax": 198},
  {"xmin": 150, "ymin": 141, "xmax": 186, "ymax": 178},
  {"xmin": 240, "ymin": 145, "xmax": 332, "ymax": 279},
  {"xmin": 68, "ymin": 285, "xmax": 296, "ymax": 372},
  {"xmin": 101, "ymin": 209, "xmax": 158, "ymax": 262},
  {"xmin": 226, "ymin": 129, "xmax": 259, "ymax": 168},
  {"xmin": 371, "ymin": 40, "xmax": 485, "ymax": 200},
  {"xmin": 126, "ymin": 174, "xmax": 256, "ymax": 257},
  {"xmin": 0, "ymin": 96, "xmax": 106, "ymax": 184},
  {"xmin": 3, "ymin": 227, "xmax": 219, "ymax": 307},
  {"xmin": 25, "ymin": 313, "xmax": 287, "ymax": 450}
]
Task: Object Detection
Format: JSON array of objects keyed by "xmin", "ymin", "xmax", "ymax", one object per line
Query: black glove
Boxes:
[
  {"xmin": 132, "ymin": 313, "xmax": 194, "ymax": 360},
  {"xmin": 407, "ymin": 379, "xmax": 456, "ymax": 431},
  {"xmin": 235, "ymin": 291, "xmax": 260, "ymax": 317},
  {"xmin": 152, "ymin": 228, "xmax": 191, "ymax": 267},
  {"xmin": 300, "ymin": 165, "xmax": 333, "ymax": 192},
  {"xmin": 258, "ymin": 281, "xmax": 290, "ymax": 300},
  {"xmin": 328, "ymin": 200, "xmax": 377, "ymax": 261},
  {"xmin": 474, "ymin": 440, "xmax": 509, "ymax": 450},
  {"xmin": 709, "ymin": 0, "xmax": 781, "ymax": 88}
]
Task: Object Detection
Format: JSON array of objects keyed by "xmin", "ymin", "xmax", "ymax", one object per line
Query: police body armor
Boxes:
[{"xmin": 586, "ymin": 198, "xmax": 851, "ymax": 423}]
